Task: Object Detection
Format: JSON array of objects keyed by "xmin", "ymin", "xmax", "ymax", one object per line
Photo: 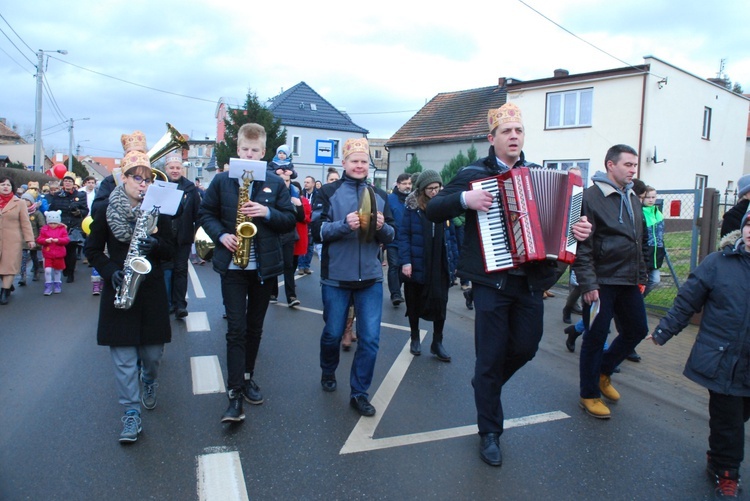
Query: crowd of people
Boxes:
[{"xmin": 3, "ymin": 106, "xmax": 749, "ymax": 499}]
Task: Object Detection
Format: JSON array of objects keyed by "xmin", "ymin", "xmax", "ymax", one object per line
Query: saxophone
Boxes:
[
  {"xmin": 114, "ymin": 205, "xmax": 159, "ymax": 309},
  {"xmin": 232, "ymin": 170, "xmax": 258, "ymax": 269}
]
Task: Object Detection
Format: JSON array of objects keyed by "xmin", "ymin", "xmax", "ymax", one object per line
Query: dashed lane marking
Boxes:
[
  {"xmin": 191, "ymin": 355, "xmax": 226, "ymax": 395},
  {"xmin": 188, "ymin": 260, "xmax": 206, "ymax": 299},
  {"xmin": 185, "ymin": 311, "xmax": 211, "ymax": 332},
  {"xmin": 197, "ymin": 450, "xmax": 248, "ymax": 501}
]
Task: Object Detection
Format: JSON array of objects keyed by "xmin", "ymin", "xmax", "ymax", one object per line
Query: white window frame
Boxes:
[
  {"xmin": 544, "ymin": 159, "xmax": 590, "ymax": 186},
  {"xmin": 292, "ymin": 136, "xmax": 301, "ymax": 156},
  {"xmin": 329, "ymin": 138, "xmax": 341, "ymax": 159},
  {"xmin": 702, "ymin": 107, "xmax": 712, "ymax": 139},
  {"xmin": 374, "ymin": 149, "xmax": 382, "ymax": 159},
  {"xmin": 546, "ymin": 88, "xmax": 593, "ymax": 129}
]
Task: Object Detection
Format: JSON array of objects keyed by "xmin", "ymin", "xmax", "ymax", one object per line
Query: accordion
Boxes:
[{"xmin": 471, "ymin": 167, "xmax": 583, "ymax": 273}]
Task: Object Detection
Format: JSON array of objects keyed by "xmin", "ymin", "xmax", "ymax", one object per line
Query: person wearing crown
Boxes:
[
  {"xmin": 426, "ymin": 102, "xmax": 591, "ymax": 467},
  {"xmin": 84, "ymin": 131, "xmax": 176, "ymax": 444}
]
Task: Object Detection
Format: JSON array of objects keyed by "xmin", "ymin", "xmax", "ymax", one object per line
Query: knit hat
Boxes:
[
  {"xmin": 416, "ymin": 169, "xmax": 442, "ymax": 193},
  {"xmin": 276, "ymin": 145, "xmax": 290, "ymax": 157},
  {"xmin": 488, "ymin": 102, "xmax": 523, "ymax": 132},
  {"xmin": 45, "ymin": 210, "xmax": 62, "ymax": 224},
  {"xmin": 738, "ymin": 174, "xmax": 750, "ymax": 199},
  {"xmin": 21, "ymin": 192, "xmax": 36, "ymax": 205},
  {"xmin": 743, "ymin": 208, "xmax": 750, "ymax": 228}
]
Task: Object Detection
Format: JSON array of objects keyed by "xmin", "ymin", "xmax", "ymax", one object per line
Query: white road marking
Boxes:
[
  {"xmin": 191, "ymin": 355, "xmax": 226, "ymax": 395},
  {"xmin": 188, "ymin": 261, "xmax": 206, "ymax": 299},
  {"xmin": 185, "ymin": 311, "xmax": 211, "ymax": 332},
  {"xmin": 277, "ymin": 273, "xmax": 307, "ymax": 288},
  {"xmin": 197, "ymin": 450, "xmax": 248, "ymax": 501}
]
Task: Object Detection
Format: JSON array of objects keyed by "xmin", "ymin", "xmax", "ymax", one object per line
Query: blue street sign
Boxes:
[{"xmin": 315, "ymin": 140, "xmax": 334, "ymax": 165}]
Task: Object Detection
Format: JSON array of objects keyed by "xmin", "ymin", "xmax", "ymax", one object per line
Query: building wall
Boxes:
[
  {"xmin": 283, "ymin": 125, "xmax": 365, "ymax": 185},
  {"xmin": 387, "ymin": 140, "xmax": 483, "ymax": 188},
  {"xmin": 0, "ymin": 143, "xmax": 37, "ymax": 167}
]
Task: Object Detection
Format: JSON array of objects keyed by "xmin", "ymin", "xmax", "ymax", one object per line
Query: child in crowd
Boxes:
[
  {"xmin": 19, "ymin": 192, "xmax": 45, "ymax": 286},
  {"xmin": 641, "ymin": 186, "xmax": 666, "ymax": 297},
  {"xmin": 650, "ymin": 208, "xmax": 750, "ymax": 499},
  {"xmin": 37, "ymin": 210, "xmax": 69, "ymax": 295}
]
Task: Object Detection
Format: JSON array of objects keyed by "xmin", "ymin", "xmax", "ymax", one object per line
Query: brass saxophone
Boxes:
[
  {"xmin": 232, "ymin": 170, "xmax": 257, "ymax": 269},
  {"xmin": 114, "ymin": 205, "xmax": 159, "ymax": 309}
]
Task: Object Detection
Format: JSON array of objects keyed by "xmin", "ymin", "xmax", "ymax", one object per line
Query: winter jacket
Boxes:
[
  {"xmin": 398, "ymin": 191, "xmax": 457, "ymax": 284},
  {"xmin": 37, "ymin": 224, "xmax": 70, "ymax": 260},
  {"xmin": 652, "ymin": 231, "xmax": 750, "ymax": 397},
  {"xmin": 572, "ymin": 171, "xmax": 647, "ymax": 293},
  {"xmin": 642, "ymin": 204, "xmax": 666, "ymax": 271},
  {"xmin": 311, "ymin": 174, "xmax": 395, "ymax": 286},
  {"xmin": 48, "ymin": 189, "xmax": 88, "ymax": 231},
  {"xmin": 425, "ymin": 146, "xmax": 560, "ymax": 292},
  {"xmin": 721, "ymin": 198, "xmax": 749, "ymax": 238},
  {"xmin": 0, "ymin": 196, "xmax": 35, "ymax": 275},
  {"xmin": 198, "ymin": 171, "xmax": 297, "ymax": 280},
  {"xmin": 23, "ymin": 209, "xmax": 45, "ymax": 250},
  {"xmin": 84, "ymin": 201, "xmax": 176, "ymax": 347},
  {"xmin": 170, "ymin": 176, "xmax": 202, "ymax": 246},
  {"xmin": 294, "ymin": 197, "xmax": 311, "ymax": 256},
  {"xmin": 387, "ymin": 188, "xmax": 409, "ymax": 245}
]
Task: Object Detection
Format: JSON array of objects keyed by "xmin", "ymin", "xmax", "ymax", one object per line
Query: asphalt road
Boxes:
[{"xmin": 0, "ymin": 258, "xmax": 746, "ymax": 500}]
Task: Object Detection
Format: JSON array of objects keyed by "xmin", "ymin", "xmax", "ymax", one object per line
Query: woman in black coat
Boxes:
[{"xmin": 84, "ymin": 155, "xmax": 175, "ymax": 444}]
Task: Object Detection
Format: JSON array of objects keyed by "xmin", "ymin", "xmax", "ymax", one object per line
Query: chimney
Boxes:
[
  {"xmin": 498, "ymin": 77, "xmax": 507, "ymax": 88},
  {"xmin": 553, "ymin": 69, "xmax": 570, "ymax": 78}
]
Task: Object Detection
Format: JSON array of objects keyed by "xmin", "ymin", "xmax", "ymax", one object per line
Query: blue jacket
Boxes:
[
  {"xmin": 387, "ymin": 189, "xmax": 408, "ymax": 245},
  {"xmin": 653, "ymin": 231, "xmax": 750, "ymax": 396},
  {"xmin": 398, "ymin": 192, "xmax": 457, "ymax": 284},
  {"xmin": 311, "ymin": 174, "xmax": 395, "ymax": 286}
]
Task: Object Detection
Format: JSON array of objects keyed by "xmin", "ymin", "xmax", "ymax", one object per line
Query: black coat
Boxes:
[
  {"xmin": 84, "ymin": 203, "xmax": 176, "ymax": 347},
  {"xmin": 171, "ymin": 176, "xmax": 202, "ymax": 245},
  {"xmin": 48, "ymin": 189, "xmax": 88, "ymax": 231},
  {"xmin": 721, "ymin": 198, "xmax": 749, "ymax": 238},
  {"xmin": 198, "ymin": 171, "xmax": 297, "ymax": 280}
]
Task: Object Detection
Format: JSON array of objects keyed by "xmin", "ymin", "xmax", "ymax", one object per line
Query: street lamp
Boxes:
[
  {"xmin": 68, "ymin": 117, "xmax": 90, "ymax": 171},
  {"xmin": 33, "ymin": 49, "xmax": 67, "ymax": 172}
]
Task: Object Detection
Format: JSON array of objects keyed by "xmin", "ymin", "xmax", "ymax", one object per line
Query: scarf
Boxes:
[
  {"xmin": 0, "ymin": 193, "xmax": 13, "ymax": 210},
  {"xmin": 106, "ymin": 185, "xmax": 140, "ymax": 243},
  {"xmin": 419, "ymin": 215, "xmax": 448, "ymax": 322}
]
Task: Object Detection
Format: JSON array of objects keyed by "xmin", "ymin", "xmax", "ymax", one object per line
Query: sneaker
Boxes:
[
  {"xmin": 296, "ymin": 269, "xmax": 306, "ymax": 276},
  {"xmin": 599, "ymin": 374, "xmax": 621, "ymax": 401},
  {"xmin": 119, "ymin": 411, "xmax": 142, "ymax": 443},
  {"xmin": 92, "ymin": 281, "xmax": 102, "ymax": 296},
  {"xmin": 269, "ymin": 295, "xmax": 278, "ymax": 304},
  {"xmin": 44, "ymin": 283, "xmax": 53, "ymax": 296},
  {"xmin": 579, "ymin": 398, "xmax": 611, "ymax": 419},
  {"xmin": 18, "ymin": 280, "xmax": 26, "ymax": 287},
  {"xmin": 708, "ymin": 466, "xmax": 740, "ymax": 499},
  {"xmin": 242, "ymin": 379, "xmax": 264, "ymax": 405},
  {"xmin": 391, "ymin": 295, "xmax": 404, "ymax": 307},
  {"xmin": 350, "ymin": 395, "xmax": 376, "ymax": 416},
  {"xmin": 304, "ymin": 268, "xmax": 313, "ymax": 275},
  {"xmin": 141, "ymin": 379, "xmax": 158, "ymax": 410},
  {"xmin": 53, "ymin": 282, "xmax": 62, "ymax": 294},
  {"xmin": 288, "ymin": 297, "xmax": 301, "ymax": 307},
  {"xmin": 221, "ymin": 389, "xmax": 245, "ymax": 423},
  {"xmin": 175, "ymin": 308, "xmax": 188, "ymax": 319},
  {"xmin": 321, "ymin": 373, "xmax": 337, "ymax": 392}
]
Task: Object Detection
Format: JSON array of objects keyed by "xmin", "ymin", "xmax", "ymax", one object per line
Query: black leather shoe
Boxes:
[
  {"xmin": 410, "ymin": 338, "xmax": 421, "ymax": 356},
  {"xmin": 350, "ymin": 395, "xmax": 376, "ymax": 416},
  {"xmin": 66, "ymin": 273, "xmax": 74, "ymax": 283},
  {"xmin": 562, "ymin": 306, "xmax": 572, "ymax": 324},
  {"xmin": 321, "ymin": 374, "xmax": 337, "ymax": 392},
  {"xmin": 242, "ymin": 379, "xmax": 264, "ymax": 405},
  {"xmin": 221, "ymin": 389, "xmax": 245, "ymax": 423},
  {"xmin": 0, "ymin": 288, "xmax": 9, "ymax": 305},
  {"xmin": 430, "ymin": 341, "xmax": 451, "ymax": 362},
  {"xmin": 626, "ymin": 351, "xmax": 641, "ymax": 362},
  {"xmin": 463, "ymin": 289, "xmax": 473, "ymax": 310},
  {"xmin": 479, "ymin": 433, "xmax": 502, "ymax": 466},
  {"xmin": 564, "ymin": 325, "xmax": 579, "ymax": 353},
  {"xmin": 175, "ymin": 308, "xmax": 188, "ymax": 319},
  {"xmin": 391, "ymin": 295, "xmax": 404, "ymax": 307}
]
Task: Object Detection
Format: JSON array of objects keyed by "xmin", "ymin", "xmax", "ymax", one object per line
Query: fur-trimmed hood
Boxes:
[
  {"xmin": 405, "ymin": 191, "xmax": 420, "ymax": 210},
  {"xmin": 720, "ymin": 230, "xmax": 742, "ymax": 253}
]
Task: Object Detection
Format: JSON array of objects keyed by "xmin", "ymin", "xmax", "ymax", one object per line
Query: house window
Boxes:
[
  {"xmin": 546, "ymin": 88, "xmax": 593, "ymax": 129},
  {"xmin": 544, "ymin": 160, "xmax": 590, "ymax": 187},
  {"xmin": 292, "ymin": 136, "xmax": 301, "ymax": 156},
  {"xmin": 329, "ymin": 139, "xmax": 340, "ymax": 158},
  {"xmin": 374, "ymin": 149, "xmax": 382, "ymax": 159},
  {"xmin": 198, "ymin": 147, "xmax": 204, "ymax": 157},
  {"xmin": 197, "ymin": 167, "xmax": 203, "ymax": 177},
  {"xmin": 702, "ymin": 107, "xmax": 712, "ymax": 139}
]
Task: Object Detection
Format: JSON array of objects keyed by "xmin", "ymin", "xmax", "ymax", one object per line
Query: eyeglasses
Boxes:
[
  {"xmin": 129, "ymin": 175, "xmax": 153, "ymax": 185},
  {"xmin": 424, "ymin": 185, "xmax": 441, "ymax": 192}
]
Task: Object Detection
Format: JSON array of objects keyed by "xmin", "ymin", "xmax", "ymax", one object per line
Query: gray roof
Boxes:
[{"xmin": 266, "ymin": 82, "xmax": 368, "ymax": 134}]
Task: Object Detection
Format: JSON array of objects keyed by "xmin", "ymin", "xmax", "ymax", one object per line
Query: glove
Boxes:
[
  {"xmin": 638, "ymin": 284, "xmax": 646, "ymax": 294},
  {"xmin": 70, "ymin": 209, "xmax": 81, "ymax": 217},
  {"xmin": 138, "ymin": 236, "xmax": 159, "ymax": 254},
  {"xmin": 111, "ymin": 270, "xmax": 124, "ymax": 290}
]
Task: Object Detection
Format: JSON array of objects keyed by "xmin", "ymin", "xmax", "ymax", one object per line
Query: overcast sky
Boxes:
[{"xmin": 2, "ymin": 0, "xmax": 748, "ymax": 163}]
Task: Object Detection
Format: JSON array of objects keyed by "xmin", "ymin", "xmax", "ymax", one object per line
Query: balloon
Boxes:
[
  {"xmin": 82, "ymin": 215, "xmax": 93, "ymax": 236},
  {"xmin": 52, "ymin": 163, "xmax": 67, "ymax": 179}
]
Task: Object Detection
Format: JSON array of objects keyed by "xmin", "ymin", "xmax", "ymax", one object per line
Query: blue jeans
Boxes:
[
  {"xmin": 643, "ymin": 269, "xmax": 661, "ymax": 298},
  {"xmin": 579, "ymin": 285, "xmax": 648, "ymax": 398},
  {"xmin": 320, "ymin": 282, "xmax": 382, "ymax": 398},
  {"xmin": 386, "ymin": 245, "xmax": 402, "ymax": 299}
]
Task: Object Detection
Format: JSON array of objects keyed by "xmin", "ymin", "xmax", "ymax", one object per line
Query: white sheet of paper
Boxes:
[
  {"xmin": 589, "ymin": 299, "xmax": 600, "ymax": 326},
  {"xmin": 153, "ymin": 179, "xmax": 178, "ymax": 190},
  {"xmin": 140, "ymin": 183, "xmax": 183, "ymax": 216},
  {"xmin": 229, "ymin": 158, "xmax": 267, "ymax": 182}
]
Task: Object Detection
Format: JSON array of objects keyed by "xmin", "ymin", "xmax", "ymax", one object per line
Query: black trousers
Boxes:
[
  {"xmin": 63, "ymin": 242, "xmax": 78, "ymax": 277},
  {"xmin": 221, "ymin": 270, "xmax": 273, "ymax": 390},
  {"xmin": 708, "ymin": 390, "xmax": 750, "ymax": 470},
  {"xmin": 403, "ymin": 281, "xmax": 445, "ymax": 339},
  {"xmin": 271, "ymin": 240, "xmax": 296, "ymax": 302},
  {"xmin": 170, "ymin": 243, "xmax": 191, "ymax": 310}
]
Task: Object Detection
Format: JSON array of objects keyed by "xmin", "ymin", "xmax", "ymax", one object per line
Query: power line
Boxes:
[
  {"xmin": 0, "ymin": 44, "xmax": 33, "ymax": 73},
  {"xmin": 0, "ymin": 24, "xmax": 35, "ymax": 67},
  {"xmin": 0, "ymin": 12, "xmax": 35, "ymax": 55},
  {"xmin": 42, "ymin": 75, "xmax": 68, "ymax": 123}
]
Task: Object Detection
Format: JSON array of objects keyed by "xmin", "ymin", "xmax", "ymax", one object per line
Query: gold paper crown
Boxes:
[
  {"xmin": 121, "ymin": 150, "xmax": 151, "ymax": 172},
  {"xmin": 488, "ymin": 102, "xmax": 523, "ymax": 132},
  {"xmin": 164, "ymin": 153, "xmax": 183, "ymax": 165},
  {"xmin": 121, "ymin": 130, "xmax": 147, "ymax": 154},
  {"xmin": 342, "ymin": 138, "xmax": 370, "ymax": 159}
]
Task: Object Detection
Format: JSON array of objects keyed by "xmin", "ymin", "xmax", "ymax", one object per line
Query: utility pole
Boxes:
[
  {"xmin": 67, "ymin": 117, "xmax": 90, "ymax": 171},
  {"xmin": 33, "ymin": 49, "xmax": 67, "ymax": 172}
]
